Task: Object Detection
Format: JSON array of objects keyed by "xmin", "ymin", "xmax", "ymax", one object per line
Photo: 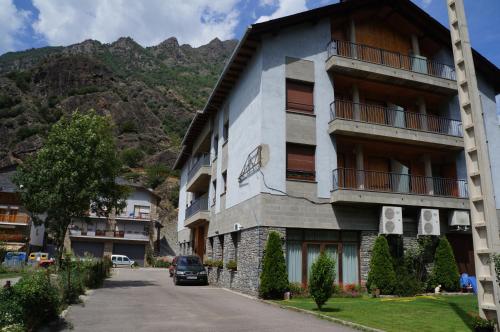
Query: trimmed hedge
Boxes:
[
  {"xmin": 367, "ymin": 235, "xmax": 396, "ymax": 295},
  {"xmin": 259, "ymin": 231, "xmax": 288, "ymax": 299},
  {"xmin": 308, "ymin": 252, "xmax": 336, "ymax": 310}
]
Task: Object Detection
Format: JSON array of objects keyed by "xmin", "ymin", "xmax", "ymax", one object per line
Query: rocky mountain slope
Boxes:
[{"xmin": 0, "ymin": 37, "xmax": 237, "ymax": 255}]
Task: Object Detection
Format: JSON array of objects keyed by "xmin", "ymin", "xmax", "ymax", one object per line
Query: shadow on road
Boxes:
[{"xmin": 103, "ymin": 280, "xmax": 158, "ymax": 289}]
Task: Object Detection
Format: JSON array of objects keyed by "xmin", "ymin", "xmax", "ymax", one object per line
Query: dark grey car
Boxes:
[{"xmin": 173, "ymin": 256, "xmax": 208, "ymax": 286}]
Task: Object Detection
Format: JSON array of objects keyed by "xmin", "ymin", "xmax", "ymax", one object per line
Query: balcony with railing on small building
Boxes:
[
  {"xmin": 69, "ymin": 227, "xmax": 150, "ymax": 242},
  {"xmin": 186, "ymin": 153, "xmax": 211, "ymax": 193},
  {"xmin": 326, "ymin": 40, "xmax": 457, "ymax": 93},
  {"xmin": 184, "ymin": 194, "xmax": 209, "ymax": 228},
  {"xmin": 0, "ymin": 214, "xmax": 30, "ymax": 225}
]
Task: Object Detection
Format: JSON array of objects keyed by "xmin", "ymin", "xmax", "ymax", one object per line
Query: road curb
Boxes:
[{"xmin": 220, "ymin": 288, "xmax": 382, "ymax": 332}]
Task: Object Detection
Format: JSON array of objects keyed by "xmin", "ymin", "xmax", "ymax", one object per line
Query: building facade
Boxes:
[
  {"xmin": 174, "ymin": 0, "xmax": 500, "ymax": 295},
  {"xmin": 66, "ymin": 184, "xmax": 160, "ymax": 266},
  {"xmin": 0, "ymin": 168, "xmax": 45, "ymax": 252}
]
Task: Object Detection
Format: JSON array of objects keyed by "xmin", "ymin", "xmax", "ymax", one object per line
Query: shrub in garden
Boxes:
[
  {"xmin": 213, "ymin": 259, "xmax": 223, "ymax": 269},
  {"xmin": 226, "ymin": 260, "xmax": 237, "ymax": 271},
  {"xmin": 367, "ymin": 235, "xmax": 396, "ymax": 295},
  {"xmin": 259, "ymin": 231, "xmax": 288, "ymax": 299},
  {"xmin": 12, "ymin": 272, "xmax": 60, "ymax": 331},
  {"xmin": 429, "ymin": 237, "xmax": 460, "ymax": 291},
  {"xmin": 288, "ymin": 282, "xmax": 308, "ymax": 297},
  {"xmin": 308, "ymin": 252, "xmax": 336, "ymax": 310}
]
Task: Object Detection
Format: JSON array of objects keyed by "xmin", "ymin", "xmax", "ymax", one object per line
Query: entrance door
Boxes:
[
  {"xmin": 193, "ymin": 225, "xmax": 206, "ymax": 260},
  {"xmin": 447, "ymin": 234, "xmax": 475, "ymax": 276}
]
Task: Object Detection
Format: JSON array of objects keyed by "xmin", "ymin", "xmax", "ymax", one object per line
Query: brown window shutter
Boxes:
[
  {"xmin": 286, "ymin": 144, "xmax": 315, "ymax": 180},
  {"xmin": 286, "ymin": 80, "xmax": 314, "ymax": 113}
]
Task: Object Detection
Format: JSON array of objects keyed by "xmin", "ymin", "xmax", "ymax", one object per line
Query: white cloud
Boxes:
[
  {"xmin": 31, "ymin": 0, "xmax": 240, "ymax": 47},
  {"xmin": 255, "ymin": 0, "xmax": 308, "ymax": 23},
  {"xmin": 422, "ymin": 0, "xmax": 432, "ymax": 8},
  {"xmin": 0, "ymin": 0, "xmax": 30, "ymax": 53}
]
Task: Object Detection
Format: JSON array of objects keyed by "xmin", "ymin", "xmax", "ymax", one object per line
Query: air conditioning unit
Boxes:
[
  {"xmin": 379, "ymin": 206, "xmax": 403, "ymax": 235},
  {"xmin": 233, "ymin": 223, "xmax": 243, "ymax": 232},
  {"xmin": 449, "ymin": 210, "xmax": 470, "ymax": 230},
  {"xmin": 418, "ymin": 209, "xmax": 440, "ymax": 236}
]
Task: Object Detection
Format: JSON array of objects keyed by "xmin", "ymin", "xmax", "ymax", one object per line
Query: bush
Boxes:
[
  {"xmin": 152, "ymin": 260, "xmax": 170, "ymax": 268},
  {"xmin": 259, "ymin": 231, "xmax": 288, "ymax": 299},
  {"xmin": 120, "ymin": 148, "xmax": 144, "ymax": 168},
  {"xmin": 393, "ymin": 266, "xmax": 423, "ymax": 297},
  {"xmin": 367, "ymin": 235, "xmax": 396, "ymax": 295},
  {"xmin": 204, "ymin": 259, "xmax": 213, "ymax": 267},
  {"xmin": 429, "ymin": 237, "xmax": 460, "ymax": 291},
  {"xmin": 226, "ymin": 260, "xmax": 237, "ymax": 271},
  {"xmin": 119, "ymin": 120, "xmax": 138, "ymax": 134},
  {"xmin": 145, "ymin": 164, "xmax": 170, "ymax": 189},
  {"xmin": 493, "ymin": 254, "xmax": 500, "ymax": 288},
  {"xmin": 212, "ymin": 260, "xmax": 223, "ymax": 269},
  {"xmin": 308, "ymin": 252, "xmax": 336, "ymax": 310},
  {"xmin": 12, "ymin": 272, "xmax": 60, "ymax": 331},
  {"xmin": 6, "ymin": 71, "xmax": 31, "ymax": 92},
  {"xmin": 288, "ymin": 282, "xmax": 308, "ymax": 297}
]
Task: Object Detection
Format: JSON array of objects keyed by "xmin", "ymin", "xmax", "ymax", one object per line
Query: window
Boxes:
[
  {"xmin": 223, "ymin": 120, "xmax": 229, "ymax": 142},
  {"xmin": 286, "ymin": 79, "xmax": 314, "ymax": 113},
  {"xmin": 286, "ymin": 143, "xmax": 315, "ymax": 181},
  {"xmin": 133, "ymin": 205, "xmax": 150, "ymax": 219},
  {"xmin": 222, "ymin": 171, "xmax": 227, "ymax": 194},
  {"xmin": 213, "ymin": 135, "xmax": 219, "ymax": 159}
]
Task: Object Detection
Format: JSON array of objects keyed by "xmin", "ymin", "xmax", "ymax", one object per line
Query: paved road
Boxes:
[{"xmin": 63, "ymin": 268, "xmax": 354, "ymax": 332}]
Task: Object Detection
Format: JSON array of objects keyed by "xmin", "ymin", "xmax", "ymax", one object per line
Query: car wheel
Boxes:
[{"xmin": 174, "ymin": 277, "xmax": 180, "ymax": 286}]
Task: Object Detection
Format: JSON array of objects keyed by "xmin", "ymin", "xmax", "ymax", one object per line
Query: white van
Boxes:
[{"xmin": 111, "ymin": 254, "xmax": 135, "ymax": 268}]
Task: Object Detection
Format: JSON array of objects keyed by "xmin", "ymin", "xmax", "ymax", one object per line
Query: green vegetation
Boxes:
[
  {"xmin": 493, "ymin": 254, "xmax": 500, "ymax": 287},
  {"xmin": 14, "ymin": 111, "xmax": 128, "ymax": 266},
  {"xmin": 0, "ymin": 93, "xmax": 21, "ymax": 110},
  {"xmin": 429, "ymin": 237, "xmax": 460, "ymax": 291},
  {"xmin": 119, "ymin": 120, "xmax": 138, "ymax": 134},
  {"xmin": 259, "ymin": 231, "xmax": 288, "ymax": 299},
  {"xmin": 15, "ymin": 125, "xmax": 46, "ymax": 141},
  {"xmin": 6, "ymin": 71, "xmax": 31, "ymax": 92},
  {"xmin": 366, "ymin": 235, "xmax": 396, "ymax": 295},
  {"xmin": 308, "ymin": 252, "xmax": 336, "ymax": 310},
  {"xmin": 276, "ymin": 295, "xmax": 478, "ymax": 332},
  {"xmin": 145, "ymin": 164, "xmax": 170, "ymax": 189},
  {"xmin": 68, "ymin": 85, "xmax": 102, "ymax": 96},
  {"xmin": 120, "ymin": 148, "xmax": 144, "ymax": 168},
  {"xmin": 226, "ymin": 260, "xmax": 237, "ymax": 271}
]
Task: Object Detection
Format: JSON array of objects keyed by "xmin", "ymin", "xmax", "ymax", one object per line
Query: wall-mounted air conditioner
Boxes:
[
  {"xmin": 418, "ymin": 208, "xmax": 440, "ymax": 236},
  {"xmin": 379, "ymin": 206, "xmax": 403, "ymax": 235},
  {"xmin": 448, "ymin": 210, "xmax": 470, "ymax": 231}
]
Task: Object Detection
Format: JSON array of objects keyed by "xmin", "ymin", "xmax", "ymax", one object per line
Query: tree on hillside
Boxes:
[
  {"xmin": 429, "ymin": 237, "xmax": 460, "ymax": 291},
  {"xmin": 14, "ymin": 111, "xmax": 128, "ymax": 266},
  {"xmin": 259, "ymin": 231, "xmax": 288, "ymax": 299},
  {"xmin": 367, "ymin": 235, "xmax": 396, "ymax": 295}
]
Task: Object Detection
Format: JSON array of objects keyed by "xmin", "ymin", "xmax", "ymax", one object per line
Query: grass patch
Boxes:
[
  {"xmin": 0, "ymin": 271, "xmax": 24, "ymax": 280},
  {"xmin": 276, "ymin": 295, "xmax": 478, "ymax": 332}
]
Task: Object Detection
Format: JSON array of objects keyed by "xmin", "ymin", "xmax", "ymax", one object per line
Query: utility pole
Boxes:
[{"xmin": 446, "ymin": 0, "xmax": 500, "ymax": 322}]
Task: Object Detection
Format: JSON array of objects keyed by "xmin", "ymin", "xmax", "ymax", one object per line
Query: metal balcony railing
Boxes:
[
  {"xmin": 0, "ymin": 214, "xmax": 30, "ymax": 224},
  {"xmin": 330, "ymin": 100, "xmax": 463, "ymax": 137},
  {"xmin": 327, "ymin": 40, "xmax": 456, "ymax": 81},
  {"xmin": 185, "ymin": 195, "xmax": 209, "ymax": 219},
  {"xmin": 188, "ymin": 153, "xmax": 211, "ymax": 180},
  {"xmin": 70, "ymin": 228, "xmax": 149, "ymax": 240},
  {"xmin": 332, "ymin": 168, "xmax": 468, "ymax": 198}
]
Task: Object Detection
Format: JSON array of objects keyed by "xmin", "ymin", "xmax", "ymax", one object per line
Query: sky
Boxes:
[{"xmin": 1, "ymin": 0, "xmax": 499, "ymax": 68}]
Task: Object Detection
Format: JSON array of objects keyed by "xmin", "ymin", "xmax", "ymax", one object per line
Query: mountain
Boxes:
[{"xmin": 0, "ymin": 37, "xmax": 237, "ymax": 170}]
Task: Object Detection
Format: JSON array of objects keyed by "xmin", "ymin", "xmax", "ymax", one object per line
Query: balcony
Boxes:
[
  {"xmin": 329, "ymin": 100, "xmax": 463, "ymax": 149},
  {"xmin": 184, "ymin": 195, "xmax": 209, "ymax": 228},
  {"xmin": 69, "ymin": 229, "xmax": 149, "ymax": 242},
  {"xmin": 186, "ymin": 153, "xmax": 211, "ymax": 192},
  {"xmin": 326, "ymin": 40, "xmax": 457, "ymax": 94},
  {"xmin": 331, "ymin": 168, "xmax": 469, "ymax": 209},
  {"xmin": 0, "ymin": 214, "xmax": 30, "ymax": 226}
]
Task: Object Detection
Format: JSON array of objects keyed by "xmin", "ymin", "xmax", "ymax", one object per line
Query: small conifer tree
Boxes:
[
  {"xmin": 367, "ymin": 235, "xmax": 396, "ymax": 295},
  {"xmin": 309, "ymin": 252, "xmax": 336, "ymax": 310},
  {"xmin": 429, "ymin": 237, "xmax": 460, "ymax": 291},
  {"xmin": 259, "ymin": 231, "xmax": 288, "ymax": 299}
]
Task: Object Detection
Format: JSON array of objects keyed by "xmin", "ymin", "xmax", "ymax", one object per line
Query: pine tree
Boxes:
[
  {"xmin": 259, "ymin": 231, "xmax": 288, "ymax": 299},
  {"xmin": 367, "ymin": 235, "xmax": 396, "ymax": 295},
  {"xmin": 429, "ymin": 237, "xmax": 460, "ymax": 291},
  {"xmin": 309, "ymin": 251, "xmax": 336, "ymax": 310}
]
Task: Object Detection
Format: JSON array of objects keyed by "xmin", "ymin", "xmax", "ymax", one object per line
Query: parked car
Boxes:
[
  {"xmin": 111, "ymin": 255, "xmax": 135, "ymax": 268},
  {"xmin": 172, "ymin": 255, "xmax": 208, "ymax": 285},
  {"xmin": 169, "ymin": 256, "xmax": 178, "ymax": 277}
]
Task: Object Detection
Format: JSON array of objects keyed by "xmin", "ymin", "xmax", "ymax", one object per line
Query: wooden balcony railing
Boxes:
[
  {"xmin": 332, "ymin": 168, "xmax": 468, "ymax": 198},
  {"xmin": 0, "ymin": 214, "xmax": 30, "ymax": 224},
  {"xmin": 327, "ymin": 40, "xmax": 456, "ymax": 81},
  {"xmin": 331, "ymin": 100, "xmax": 463, "ymax": 137}
]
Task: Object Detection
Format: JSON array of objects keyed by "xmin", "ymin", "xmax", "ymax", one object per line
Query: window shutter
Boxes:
[
  {"xmin": 286, "ymin": 80, "xmax": 314, "ymax": 113},
  {"xmin": 286, "ymin": 144, "xmax": 315, "ymax": 180}
]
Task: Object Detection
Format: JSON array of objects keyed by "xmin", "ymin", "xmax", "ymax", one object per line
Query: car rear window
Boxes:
[{"xmin": 178, "ymin": 256, "xmax": 201, "ymax": 266}]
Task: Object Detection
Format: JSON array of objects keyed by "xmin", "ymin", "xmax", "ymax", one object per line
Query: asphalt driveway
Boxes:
[{"xmin": 62, "ymin": 268, "xmax": 354, "ymax": 332}]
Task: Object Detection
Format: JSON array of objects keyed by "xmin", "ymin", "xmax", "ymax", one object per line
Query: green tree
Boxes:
[
  {"xmin": 145, "ymin": 164, "xmax": 170, "ymax": 189},
  {"xmin": 120, "ymin": 148, "xmax": 144, "ymax": 168},
  {"xmin": 259, "ymin": 231, "xmax": 288, "ymax": 299},
  {"xmin": 367, "ymin": 235, "xmax": 396, "ymax": 295},
  {"xmin": 493, "ymin": 254, "xmax": 500, "ymax": 288},
  {"xmin": 429, "ymin": 237, "xmax": 460, "ymax": 291},
  {"xmin": 308, "ymin": 252, "xmax": 336, "ymax": 310},
  {"xmin": 14, "ymin": 111, "xmax": 128, "ymax": 266}
]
